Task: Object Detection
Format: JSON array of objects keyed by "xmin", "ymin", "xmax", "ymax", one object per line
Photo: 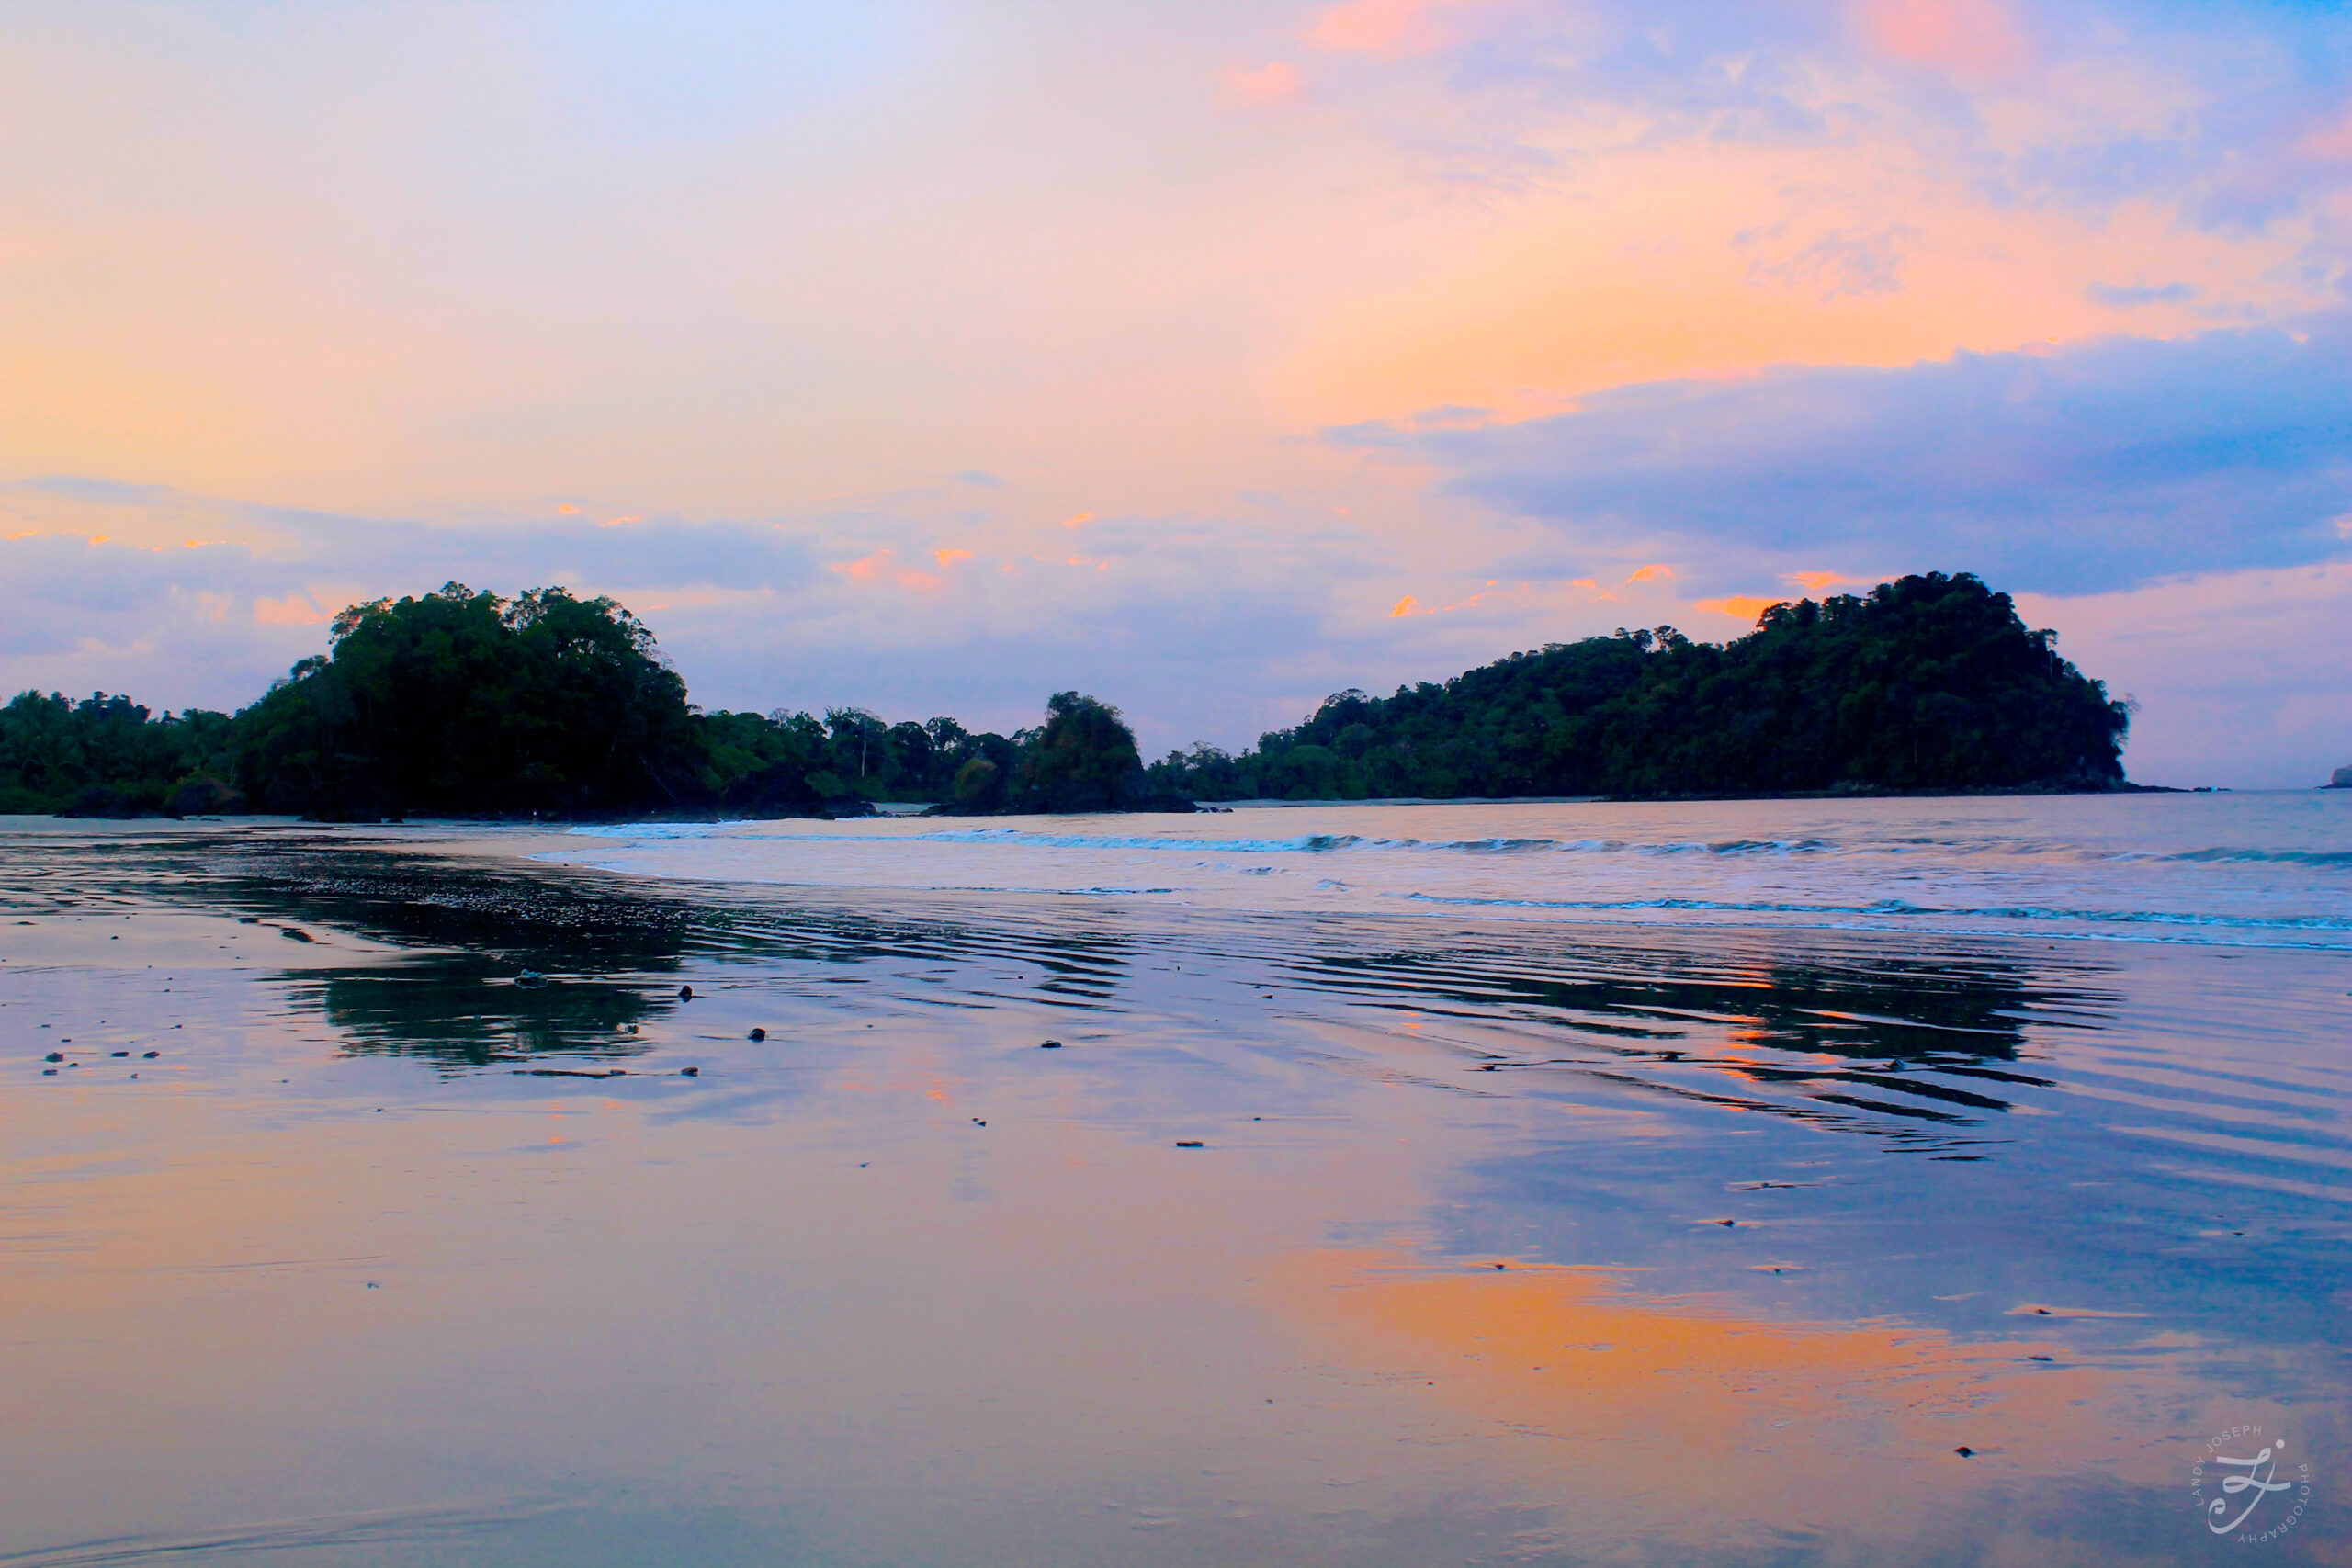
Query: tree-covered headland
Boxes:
[
  {"xmin": 0, "ymin": 571, "xmax": 2132, "ymax": 819},
  {"xmin": 1148, "ymin": 572, "xmax": 2130, "ymax": 801}
]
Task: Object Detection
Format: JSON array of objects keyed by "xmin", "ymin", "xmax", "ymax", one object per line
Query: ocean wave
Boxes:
[
  {"xmin": 1396, "ymin": 891, "xmax": 2352, "ymax": 931},
  {"xmin": 564, "ymin": 824, "xmax": 1855, "ymax": 858},
  {"xmin": 2157, "ymin": 847, "xmax": 2352, "ymax": 868}
]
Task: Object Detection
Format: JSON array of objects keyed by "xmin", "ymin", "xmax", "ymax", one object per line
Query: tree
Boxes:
[
  {"xmin": 1148, "ymin": 572, "xmax": 2131, "ymax": 801},
  {"xmin": 1019, "ymin": 692, "xmax": 1144, "ymax": 812},
  {"xmin": 233, "ymin": 582, "xmax": 707, "ymax": 818}
]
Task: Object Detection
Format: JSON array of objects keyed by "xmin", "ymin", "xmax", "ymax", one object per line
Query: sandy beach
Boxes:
[{"xmin": 3, "ymin": 803, "xmax": 2346, "ymax": 1565}]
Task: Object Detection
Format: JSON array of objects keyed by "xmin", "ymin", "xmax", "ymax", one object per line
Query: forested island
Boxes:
[{"xmin": 0, "ymin": 571, "xmax": 2132, "ymax": 820}]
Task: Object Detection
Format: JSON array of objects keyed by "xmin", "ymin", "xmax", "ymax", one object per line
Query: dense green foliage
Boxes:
[
  {"xmin": 233, "ymin": 586, "xmax": 707, "ymax": 818},
  {"xmin": 0, "ymin": 571, "xmax": 2132, "ymax": 818},
  {"xmin": 1020, "ymin": 692, "xmax": 1146, "ymax": 811},
  {"xmin": 0, "ymin": 586, "xmax": 1138, "ymax": 818},
  {"xmin": 0, "ymin": 692, "xmax": 236, "ymax": 815},
  {"xmin": 1148, "ymin": 573, "xmax": 2131, "ymax": 801}
]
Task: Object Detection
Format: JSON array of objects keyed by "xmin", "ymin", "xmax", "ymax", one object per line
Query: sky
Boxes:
[{"xmin": 2, "ymin": 0, "xmax": 2347, "ymax": 787}]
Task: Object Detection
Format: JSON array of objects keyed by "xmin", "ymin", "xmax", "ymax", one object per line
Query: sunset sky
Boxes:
[{"xmin": 3, "ymin": 0, "xmax": 2347, "ymax": 785}]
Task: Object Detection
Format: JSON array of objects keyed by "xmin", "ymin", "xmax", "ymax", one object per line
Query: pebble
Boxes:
[
  {"xmin": 281, "ymin": 928, "xmax": 314, "ymax": 943},
  {"xmin": 680, "ymin": 1066, "xmax": 699, "ymax": 1077},
  {"xmin": 678, "ymin": 986, "xmax": 694, "ymax": 1001},
  {"xmin": 1954, "ymin": 1447, "xmax": 1975, "ymax": 1458},
  {"xmin": 1039, "ymin": 1040, "xmax": 1062, "ymax": 1049},
  {"xmin": 749, "ymin": 1028, "xmax": 766, "ymax": 1042},
  {"xmin": 43, "ymin": 1052, "xmax": 62, "ymax": 1063},
  {"xmin": 1175, "ymin": 1140, "xmax": 1204, "ymax": 1148},
  {"xmin": 143, "ymin": 1051, "xmax": 159, "ymax": 1059}
]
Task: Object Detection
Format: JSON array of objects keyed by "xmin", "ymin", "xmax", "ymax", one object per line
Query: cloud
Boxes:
[
  {"xmin": 1738, "ymin": 223, "xmax": 1922, "ymax": 302},
  {"xmin": 1387, "ymin": 321, "xmax": 2352, "ymax": 594},
  {"xmin": 2086, "ymin": 280, "xmax": 2200, "ymax": 309},
  {"xmin": 1694, "ymin": 594, "xmax": 1783, "ymax": 621},
  {"xmin": 954, "ymin": 470, "xmax": 1004, "ymax": 488},
  {"xmin": 1850, "ymin": 0, "xmax": 2031, "ymax": 80},
  {"xmin": 1220, "ymin": 60, "xmax": 1303, "ymax": 106},
  {"xmin": 1306, "ymin": 0, "xmax": 1482, "ymax": 56}
]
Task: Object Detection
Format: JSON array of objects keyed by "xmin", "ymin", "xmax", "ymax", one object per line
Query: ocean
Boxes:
[{"xmin": 2, "ymin": 791, "xmax": 2346, "ymax": 1565}]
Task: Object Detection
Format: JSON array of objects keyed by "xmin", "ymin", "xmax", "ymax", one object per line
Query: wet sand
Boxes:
[{"xmin": 2, "ymin": 819, "xmax": 2346, "ymax": 1565}]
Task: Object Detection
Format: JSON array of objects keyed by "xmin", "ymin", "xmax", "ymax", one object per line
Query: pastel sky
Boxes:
[{"xmin": 3, "ymin": 0, "xmax": 2348, "ymax": 785}]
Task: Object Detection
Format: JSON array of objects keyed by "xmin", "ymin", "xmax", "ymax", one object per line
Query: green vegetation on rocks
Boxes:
[
  {"xmin": 1146, "ymin": 573, "xmax": 2132, "ymax": 802},
  {"xmin": 0, "ymin": 571, "xmax": 2134, "ymax": 819}
]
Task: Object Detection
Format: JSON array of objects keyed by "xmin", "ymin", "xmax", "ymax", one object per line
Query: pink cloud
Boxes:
[
  {"xmin": 829, "ymin": 548, "xmax": 894, "ymax": 581},
  {"xmin": 1220, "ymin": 60, "xmax": 1301, "ymax": 106},
  {"xmin": 934, "ymin": 547, "xmax": 974, "ymax": 566},
  {"xmin": 1852, "ymin": 0, "xmax": 2030, "ymax": 79},
  {"xmin": 2298, "ymin": 110, "xmax": 2352, "ymax": 163},
  {"xmin": 1306, "ymin": 0, "xmax": 1481, "ymax": 56},
  {"xmin": 254, "ymin": 593, "xmax": 325, "ymax": 626}
]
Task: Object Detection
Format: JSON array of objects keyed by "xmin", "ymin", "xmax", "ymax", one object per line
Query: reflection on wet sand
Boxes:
[
  {"xmin": 2, "ymin": 823, "xmax": 2346, "ymax": 1566},
  {"xmin": 1267, "ymin": 1247, "xmax": 2297, "ymax": 1564}
]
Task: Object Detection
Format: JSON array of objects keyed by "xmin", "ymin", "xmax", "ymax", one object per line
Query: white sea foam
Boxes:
[{"xmin": 542, "ymin": 793, "xmax": 2352, "ymax": 949}]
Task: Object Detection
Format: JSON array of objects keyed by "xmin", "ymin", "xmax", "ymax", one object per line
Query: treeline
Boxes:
[
  {"xmin": 1145, "ymin": 572, "xmax": 2131, "ymax": 800},
  {"xmin": 1, "ymin": 571, "xmax": 2133, "ymax": 820},
  {"xmin": 0, "ymin": 694, "xmax": 239, "ymax": 816},
  {"xmin": 1, "ymin": 584, "xmax": 1179, "ymax": 820}
]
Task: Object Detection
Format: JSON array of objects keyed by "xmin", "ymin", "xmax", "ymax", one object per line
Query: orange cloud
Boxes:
[
  {"xmin": 1852, "ymin": 0, "xmax": 2030, "ymax": 79},
  {"xmin": 1628, "ymin": 563, "xmax": 1676, "ymax": 582},
  {"xmin": 1696, "ymin": 594, "xmax": 1784, "ymax": 621},
  {"xmin": 1219, "ymin": 61, "xmax": 1301, "ymax": 106},
  {"xmin": 599, "ymin": 513, "xmax": 644, "ymax": 528},
  {"xmin": 1060, "ymin": 512, "xmax": 1095, "ymax": 530},
  {"xmin": 254, "ymin": 594, "xmax": 324, "ymax": 626},
  {"xmin": 895, "ymin": 570, "xmax": 945, "ymax": 591},
  {"xmin": 1391, "ymin": 582, "xmax": 1528, "ymax": 618},
  {"xmin": 829, "ymin": 548, "xmax": 894, "ymax": 581},
  {"xmin": 934, "ymin": 548, "xmax": 974, "ymax": 566},
  {"xmin": 555, "ymin": 502, "xmax": 582, "ymax": 515},
  {"xmin": 1787, "ymin": 570, "xmax": 1852, "ymax": 592}
]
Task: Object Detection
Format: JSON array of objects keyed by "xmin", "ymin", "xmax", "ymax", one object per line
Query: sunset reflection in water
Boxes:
[{"xmin": 0, "ymin": 822, "xmax": 2342, "ymax": 1566}]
